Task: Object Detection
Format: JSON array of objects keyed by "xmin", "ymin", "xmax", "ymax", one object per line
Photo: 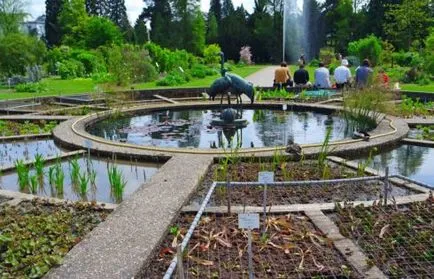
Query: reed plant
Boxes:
[
  {"xmin": 357, "ymin": 148, "xmax": 377, "ymax": 176},
  {"xmin": 342, "ymin": 88, "xmax": 392, "ymax": 132},
  {"xmin": 108, "ymin": 165, "xmax": 127, "ymax": 202},
  {"xmin": 69, "ymin": 157, "xmax": 81, "ymax": 186},
  {"xmin": 29, "ymin": 175, "xmax": 38, "ymax": 194},
  {"xmin": 318, "ymin": 128, "xmax": 332, "ymax": 179},
  {"xmin": 53, "ymin": 161, "xmax": 64, "ymax": 194},
  {"xmin": 34, "ymin": 154, "xmax": 45, "ymax": 179},
  {"xmin": 78, "ymin": 172, "xmax": 89, "ymax": 196},
  {"xmin": 15, "ymin": 160, "xmax": 29, "ymax": 190}
]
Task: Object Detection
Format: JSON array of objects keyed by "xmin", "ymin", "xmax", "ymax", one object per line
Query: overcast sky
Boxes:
[{"xmin": 27, "ymin": 0, "xmax": 255, "ymax": 23}]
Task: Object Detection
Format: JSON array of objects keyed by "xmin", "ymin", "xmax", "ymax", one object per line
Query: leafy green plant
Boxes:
[
  {"xmin": 15, "ymin": 82, "xmax": 48, "ymax": 93},
  {"xmin": 15, "ymin": 160, "xmax": 29, "ymax": 190},
  {"xmin": 52, "ymin": 161, "xmax": 64, "ymax": 195}
]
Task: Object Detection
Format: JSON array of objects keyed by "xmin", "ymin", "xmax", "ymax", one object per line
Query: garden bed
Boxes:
[
  {"xmin": 0, "ymin": 120, "xmax": 58, "ymax": 136},
  {"xmin": 409, "ymin": 126, "xmax": 434, "ymax": 141},
  {"xmin": 331, "ymin": 198, "xmax": 434, "ymax": 278},
  {"xmin": 190, "ymin": 162, "xmax": 416, "ymax": 206},
  {"xmin": 142, "ymin": 213, "xmax": 360, "ymax": 278},
  {"xmin": 0, "ymin": 199, "xmax": 111, "ymax": 278}
]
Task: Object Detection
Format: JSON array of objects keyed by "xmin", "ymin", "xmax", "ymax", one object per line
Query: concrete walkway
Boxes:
[
  {"xmin": 245, "ymin": 66, "xmax": 276, "ymax": 87},
  {"xmin": 46, "ymin": 154, "xmax": 213, "ymax": 279}
]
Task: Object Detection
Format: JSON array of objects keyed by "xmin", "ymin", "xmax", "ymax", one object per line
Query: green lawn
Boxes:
[
  {"xmin": 134, "ymin": 65, "xmax": 267, "ymax": 89},
  {"xmin": 0, "ymin": 65, "xmax": 268, "ymax": 100},
  {"xmin": 401, "ymin": 84, "xmax": 434, "ymax": 93}
]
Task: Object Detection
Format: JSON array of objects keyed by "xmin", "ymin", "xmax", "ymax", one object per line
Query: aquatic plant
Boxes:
[
  {"xmin": 357, "ymin": 148, "xmax": 377, "ymax": 176},
  {"xmin": 108, "ymin": 165, "xmax": 127, "ymax": 202},
  {"xmin": 53, "ymin": 162, "xmax": 64, "ymax": 195},
  {"xmin": 89, "ymin": 169, "xmax": 97, "ymax": 186},
  {"xmin": 29, "ymin": 175, "xmax": 38, "ymax": 194},
  {"xmin": 318, "ymin": 128, "xmax": 332, "ymax": 179},
  {"xmin": 15, "ymin": 160, "xmax": 30, "ymax": 190},
  {"xmin": 34, "ymin": 153, "xmax": 45, "ymax": 179},
  {"xmin": 342, "ymin": 88, "xmax": 391, "ymax": 131},
  {"xmin": 69, "ymin": 157, "xmax": 81, "ymax": 186},
  {"xmin": 78, "ymin": 172, "xmax": 89, "ymax": 196},
  {"xmin": 48, "ymin": 166, "xmax": 55, "ymax": 186},
  {"xmin": 272, "ymin": 148, "xmax": 286, "ymax": 172}
]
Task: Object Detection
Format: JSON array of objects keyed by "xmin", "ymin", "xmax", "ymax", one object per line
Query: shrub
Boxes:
[
  {"xmin": 145, "ymin": 42, "xmax": 196, "ymax": 73},
  {"xmin": 15, "ymin": 82, "xmax": 48, "ymax": 93},
  {"xmin": 309, "ymin": 59, "xmax": 320, "ymax": 67},
  {"xmin": 91, "ymin": 72, "xmax": 113, "ymax": 84},
  {"xmin": 392, "ymin": 51, "xmax": 423, "ymax": 68},
  {"xmin": 204, "ymin": 44, "xmax": 222, "ymax": 65},
  {"xmin": 239, "ymin": 46, "xmax": 252, "ymax": 65},
  {"xmin": 156, "ymin": 71, "xmax": 189, "ymax": 86},
  {"xmin": 423, "ymin": 30, "xmax": 434, "ymax": 76},
  {"xmin": 189, "ymin": 64, "xmax": 214, "ymax": 78},
  {"xmin": 348, "ymin": 35, "xmax": 382, "ymax": 66},
  {"xmin": 345, "ymin": 56, "xmax": 360, "ymax": 67},
  {"xmin": 319, "ymin": 47, "xmax": 335, "ymax": 65},
  {"xmin": 58, "ymin": 59, "xmax": 85, "ymax": 79}
]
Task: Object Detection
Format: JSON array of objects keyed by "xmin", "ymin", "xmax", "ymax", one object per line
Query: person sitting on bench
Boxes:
[{"xmin": 294, "ymin": 64, "xmax": 312, "ymax": 88}]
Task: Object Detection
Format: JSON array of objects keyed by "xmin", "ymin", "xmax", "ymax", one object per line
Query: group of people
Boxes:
[{"xmin": 274, "ymin": 58, "xmax": 390, "ymax": 90}]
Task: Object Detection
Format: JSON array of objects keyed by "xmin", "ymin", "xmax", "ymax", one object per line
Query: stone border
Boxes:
[
  {"xmin": 0, "ymin": 133, "xmax": 51, "ymax": 142},
  {"xmin": 402, "ymin": 138, "xmax": 434, "ymax": 147},
  {"xmin": 52, "ymin": 101, "xmax": 409, "ymax": 160}
]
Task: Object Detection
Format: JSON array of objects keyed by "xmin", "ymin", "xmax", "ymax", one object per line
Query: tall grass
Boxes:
[
  {"xmin": 52, "ymin": 160, "xmax": 64, "ymax": 195},
  {"xmin": 29, "ymin": 175, "xmax": 38, "ymax": 194},
  {"xmin": 108, "ymin": 165, "xmax": 127, "ymax": 202},
  {"xmin": 34, "ymin": 154, "xmax": 45, "ymax": 179},
  {"xmin": 342, "ymin": 88, "xmax": 392, "ymax": 131},
  {"xmin": 318, "ymin": 128, "xmax": 332, "ymax": 179},
  {"xmin": 357, "ymin": 148, "xmax": 377, "ymax": 176},
  {"xmin": 69, "ymin": 157, "xmax": 80, "ymax": 186},
  {"xmin": 15, "ymin": 160, "xmax": 29, "ymax": 190},
  {"xmin": 78, "ymin": 172, "xmax": 89, "ymax": 196}
]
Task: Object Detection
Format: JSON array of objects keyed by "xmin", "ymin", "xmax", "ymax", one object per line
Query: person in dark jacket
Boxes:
[{"xmin": 294, "ymin": 64, "xmax": 312, "ymax": 88}]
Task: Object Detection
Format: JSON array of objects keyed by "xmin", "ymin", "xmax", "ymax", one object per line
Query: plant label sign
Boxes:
[
  {"xmin": 282, "ymin": 104, "xmax": 288, "ymax": 111},
  {"xmin": 258, "ymin": 172, "xmax": 274, "ymax": 184},
  {"xmin": 238, "ymin": 213, "xmax": 260, "ymax": 230}
]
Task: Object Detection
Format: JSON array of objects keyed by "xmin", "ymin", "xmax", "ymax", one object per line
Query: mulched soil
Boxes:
[
  {"xmin": 190, "ymin": 162, "xmax": 416, "ymax": 206},
  {"xmin": 331, "ymin": 197, "xmax": 434, "ymax": 278},
  {"xmin": 142, "ymin": 213, "xmax": 360, "ymax": 278}
]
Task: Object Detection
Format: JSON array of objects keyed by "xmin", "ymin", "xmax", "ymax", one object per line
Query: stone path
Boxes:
[
  {"xmin": 46, "ymin": 154, "xmax": 213, "ymax": 279},
  {"xmin": 245, "ymin": 66, "xmax": 276, "ymax": 87}
]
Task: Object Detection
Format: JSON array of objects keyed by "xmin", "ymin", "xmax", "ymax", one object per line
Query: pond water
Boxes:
[
  {"xmin": 354, "ymin": 144, "xmax": 434, "ymax": 187},
  {"xmin": 0, "ymin": 157, "xmax": 160, "ymax": 203},
  {"xmin": 0, "ymin": 139, "xmax": 62, "ymax": 167},
  {"xmin": 88, "ymin": 109, "xmax": 353, "ymax": 149}
]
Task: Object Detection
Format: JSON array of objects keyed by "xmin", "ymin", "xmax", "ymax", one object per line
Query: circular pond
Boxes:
[{"xmin": 88, "ymin": 108, "xmax": 354, "ymax": 149}]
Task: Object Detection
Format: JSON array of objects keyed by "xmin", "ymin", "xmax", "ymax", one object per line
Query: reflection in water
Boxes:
[
  {"xmin": 0, "ymin": 140, "xmax": 62, "ymax": 167},
  {"xmin": 89, "ymin": 109, "xmax": 352, "ymax": 149},
  {"xmin": 354, "ymin": 144, "xmax": 434, "ymax": 186}
]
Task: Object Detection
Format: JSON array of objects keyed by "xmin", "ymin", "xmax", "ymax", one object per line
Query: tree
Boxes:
[
  {"xmin": 134, "ymin": 18, "xmax": 148, "ymax": 45},
  {"xmin": 0, "ymin": 0, "xmax": 27, "ymax": 36},
  {"xmin": 141, "ymin": 0, "xmax": 175, "ymax": 48},
  {"xmin": 190, "ymin": 9, "xmax": 206, "ymax": 55},
  {"xmin": 45, "ymin": 0, "xmax": 63, "ymax": 46},
  {"xmin": 219, "ymin": 5, "xmax": 249, "ymax": 61},
  {"xmin": 364, "ymin": 0, "xmax": 401, "ymax": 39},
  {"xmin": 206, "ymin": 13, "xmax": 219, "ymax": 44},
  {"xmin": 384, "ymin": 0, "xmax": 433, "ymax": 50},
  {"xmin": 86, "ymin": 0, "xmax": 109, "ymax": 16},
  {"xmin": 80, "ymin": 17, "xmax": 123, "ymax": 49},
  {"xmin": 0, "ymin": 33, "xmax": 46, "ymax": 77},
  {"xmin": 323, "ymin": 0, "xmax": 353, "ymax": 53},
  {"xmin": 59, "ymin": 0, "xmax": 88, "ymax": 39},
  {"xmin": 209, "ymin": 0, "xmax": 222, "ymax": 23},
  {"xmin": 108, "ymin": 0, "xmax": 132, "ymax": 40}
]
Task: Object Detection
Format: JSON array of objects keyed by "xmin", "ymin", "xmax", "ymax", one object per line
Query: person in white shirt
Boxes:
[
  {"xmin": 314, "ymin": 62, "xmax": 331, "ymax": 89},
  {"xmin": 334, "ymin": 59, "xmax": 352, "ymax": 89}
]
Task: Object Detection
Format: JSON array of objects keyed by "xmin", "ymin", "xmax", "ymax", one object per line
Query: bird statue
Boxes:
[
  {"xmin": 209, "ymin": 73, "xmax": 255, "ymax": 105},
  {"xmin": 209, "ymin": 51, "xmax": 255, "ymax": 105}
]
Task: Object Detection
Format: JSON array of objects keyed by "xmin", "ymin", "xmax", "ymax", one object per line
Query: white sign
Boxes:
[
  {"xmin": 258, "ymin": 172, "xmax": 274, "ymax": 184},
  {"xmin": 238, "ymin": 213, "xmax": 260, "ymax": 229},
  {"xmin": 84, "ymin": 139, "xmax": 93, "ymax": 149},
  {"xmin": 282, "ymin": 104, "xmax": 287, "ymax": 111}
]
